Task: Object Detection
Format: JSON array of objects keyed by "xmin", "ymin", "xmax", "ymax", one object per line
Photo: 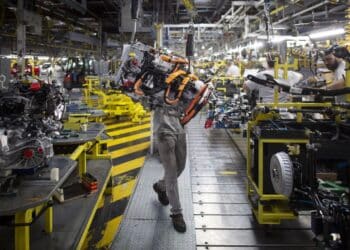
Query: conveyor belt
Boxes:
[{"xmin": 112, "ymin": 116, "xmax": 316, "ymax": 249}]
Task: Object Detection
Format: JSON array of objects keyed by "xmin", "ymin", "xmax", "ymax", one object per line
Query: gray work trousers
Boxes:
[{"xmin": 156, "ymin": 132, "xmax": 187, "ymax": 215}]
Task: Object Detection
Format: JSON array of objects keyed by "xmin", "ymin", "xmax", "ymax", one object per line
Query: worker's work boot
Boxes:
[
  {"xmin": 153, "ymin": 183, "xmax": 169, "ymax": 206},
  {"xmin": 170, "ymin": 213, "xmax": 186, "ymax": 233}
]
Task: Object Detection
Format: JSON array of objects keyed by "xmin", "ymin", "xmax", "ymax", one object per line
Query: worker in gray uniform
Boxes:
[
  {"xmin": 151, "ymin": 90, "xmax": 187, "ymax": 233},
  {"xmin": 322, "ymin": 46, "xmax": 346, "ymax": 103}
]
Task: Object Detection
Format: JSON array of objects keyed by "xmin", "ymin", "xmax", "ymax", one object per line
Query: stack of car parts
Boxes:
[{"xmin": 0, "ymin": 79, "xmax": 64, "ymax": 196}]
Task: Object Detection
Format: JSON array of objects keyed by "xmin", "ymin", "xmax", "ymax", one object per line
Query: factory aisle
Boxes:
[
  {"xmin": 111, "ymin": 133, "xmax": 196, "ymax": 249},
  {"xmin": 112, "ymin": 116, "xmax": 317, "ymax": 249}
]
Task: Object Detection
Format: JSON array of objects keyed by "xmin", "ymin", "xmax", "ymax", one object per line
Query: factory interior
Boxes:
[{"xmin": 1, "ymin": 0, "xmax": 350, "ymax": 249}]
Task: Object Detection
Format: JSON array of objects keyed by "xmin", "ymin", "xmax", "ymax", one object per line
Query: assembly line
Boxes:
[{"xmin": 0, "ymin": 1, "xmax": 349, "ymax": 250}]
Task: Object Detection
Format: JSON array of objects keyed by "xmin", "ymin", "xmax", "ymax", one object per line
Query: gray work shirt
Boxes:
[
  {"xmin": 245, "ymin": 69, "xmax": 302, "ymax": 103},
  {"xmin": 152, "ymin": 91, "xmax": 186, "ymax": 135},
  {"xmin": 334, "ymin": 60, "xmax": 346, "ymax": 103}
]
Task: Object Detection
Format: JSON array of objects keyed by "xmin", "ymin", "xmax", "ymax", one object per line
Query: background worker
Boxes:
[
  {"xmin": 321, "ymin": 46, "xmax": 346, "ymax": 102},
  {"xmin": 244, "ymin": 54, "xmax": 303, "ymax": 103},
  {"xmin": 226, "ymin": 61, "xmax": 240, "ymax": 77}
]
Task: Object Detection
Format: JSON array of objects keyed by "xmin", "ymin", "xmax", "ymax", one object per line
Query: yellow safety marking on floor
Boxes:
[
  {"xmin": 106, "ymin": 117, "xmax": 151, "ymax": 130},
  {"xmin": 111, "ymin": 179, "xmax": 137, "ymax": 203},
  {"xmin": 108, "ymin": 124, "xmax": 151, "ymax": 137},
  {"xmin": 84, "ymin": 116, "xmax": 151, "ymax": 249},
  {"xmin": 95, "ymin": 215, "xmax": 123, "ymax": 249},
  {"xmin": 103, "ymin": 118, "xmax": 120, "ymax": 125},
  {"xmin": 97, "ymin": 195, "xmax": 105, "ymax": 209},
  {"xmin": 82, "ymin": 232, "xmax": 93, "ymax": 249},
  {"xmin": 219, "ymin": 171, "xmax": 238, "ymax": 175},
  {"xmin": 110, "ymin": 141, "xmax": 150, "ymax": 159},
  {"xmin": 111, "ymin": 156, "xmax": 146, "ymax": 176},
  {"xmin": 107, "ymin": 131, "xmax": 151, "ymax": 147}
]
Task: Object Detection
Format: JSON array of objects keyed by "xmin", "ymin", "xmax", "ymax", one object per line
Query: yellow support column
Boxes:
[
  {"xmin": 15, "ymin": 209, "xmax": 32, "ymax": 250},
  {"xmin": 70, "ymin": 142, "xmax": 91, "ymax": 177},
  {"xmin": 79, "ymin": 151, "xmax": 87, "ymax": 176},
  {"xmin": 346, "ymin": 61, "xmax": 350, "ymax": 102},
  {"xmin": 258, "ymin": 140, "xmax": 264, "ymax": 194},
  {"xmin": 296, "ymin": 112, "xmax": 303, "ymax": 123},
  {"xmin": 283, "ymin": 61, "xmax": 288, "ymax": 80},
  {"xmin": 45, "ymin": 202, "xmax": 53, "ymax": 233},
  {"xmin": 273, "ymin": 87, "xmax": 279, "ymax": 105}
]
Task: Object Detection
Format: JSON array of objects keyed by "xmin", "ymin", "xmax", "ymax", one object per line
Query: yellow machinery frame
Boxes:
[
  {"xmin": 246, "ymin": 51, "xmax": 350, "ymax": 224},
  {"xmin": 212, "ymin": 76, "xmax": 243, "ymax": 100},
  {"xmin": 274, "ymin": 57, "xmax": 298, "ymax": 80},
  {"xmin": 83, "ymin": 76, "xmax": 146, "ymax": 123},
  {"xmin": 246, "ymin": 100, "xmax": 346, "ymax": 224}
]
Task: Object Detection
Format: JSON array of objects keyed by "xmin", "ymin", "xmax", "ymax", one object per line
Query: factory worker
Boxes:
[
  {"xmin": 151, "ymin": 91, "xmax": 187, "ymax": 233},
  {"xmin": 322, "ymin": 46, "xmax": 346, "ymax": 102},
  {"xmin": 243, "ymin": 54, "xmax": 303, "ymax": 103},
  {"xmin": 226, "ymin": 61, "xmax": 240, "ymax": 77},
  {"xmin": 149, "ymin": 79, "xmax": 210, "ymax": 233}
]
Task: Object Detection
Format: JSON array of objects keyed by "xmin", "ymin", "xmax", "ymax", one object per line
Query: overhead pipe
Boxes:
[
  {"xmin": 293, "ymin": 4, "xmax": 347, "ymax": 22},
  {"xmin": 273, "ymin": 0, "xmax": 329, "ymax": 25}
]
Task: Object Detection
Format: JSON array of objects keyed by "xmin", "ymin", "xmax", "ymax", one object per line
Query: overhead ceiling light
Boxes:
[
  {"xmin": 38, "ymin": 56, "xmax": 50, "ymax": 60},
  {"xmin": 257, "ymin": 35, "xmax": 310, "ymax": 43},
  {"xmin": 309, "ymin": 28, "xmax": 345, "ymax": 39}
]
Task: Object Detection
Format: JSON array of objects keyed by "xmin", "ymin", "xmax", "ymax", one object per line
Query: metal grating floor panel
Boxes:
[
  {"xmin": 192, "ymin": 193, "xmax": 248, "ymax": 204},
  {"xmin": 196, "ymin": 229, "xmax": 315, "ymax": 247},
  {"xmin": 112, "ymin": 146, "xmax": 196, "ymax": 249},
  {"xmin": 195, "ymin": 215, "xmax": 311, "ymax": 230},
  {"xmin": 192, "ymin": 184, "xmax": 246, "ymax": 194}
]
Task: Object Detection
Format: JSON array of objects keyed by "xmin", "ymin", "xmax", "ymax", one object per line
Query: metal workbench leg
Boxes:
[
  {"xmin": 79, "ymin": 151, "xmax": 87, "ymax": 176},
  {"xmin": 15, "ymin": 209, "xmax": 32, "ymax": 250},
  {"xmin": 45, "ymin": 202, "xmax": 53, "ymax": 233}
]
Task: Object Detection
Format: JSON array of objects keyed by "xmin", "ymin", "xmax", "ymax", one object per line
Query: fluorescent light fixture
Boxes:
[
  {"xmin": 257, "ymin": 35, "xmax": 309, "ymax": 43},
  {"xmin": 38, "ymin": 56, "xmax": 50, "ymax": 60},
  {"xmin": 309, "ymin": 28, "xmax": 345, "ymax": 39},
  {"xmin": 3, "ymin": 54, "xmax": 17, "ymax": 59}
]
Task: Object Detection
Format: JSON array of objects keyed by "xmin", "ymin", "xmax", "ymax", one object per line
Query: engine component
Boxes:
[
  {"xmin": 0, "ymin": 79, "xmax": 64, "ymax": 196},
  {"xmin": 270, "ymin": 152, "xmax": 294, "ymax": 197},
  {"xmin": 0, "ymin": 137, "xmax": 53, "ymax": 173}
]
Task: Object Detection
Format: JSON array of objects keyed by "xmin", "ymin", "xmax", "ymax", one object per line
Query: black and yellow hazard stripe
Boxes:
[{"xmin": 84, "ymin": 115, "xmax": 151, "ymax": 249}]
